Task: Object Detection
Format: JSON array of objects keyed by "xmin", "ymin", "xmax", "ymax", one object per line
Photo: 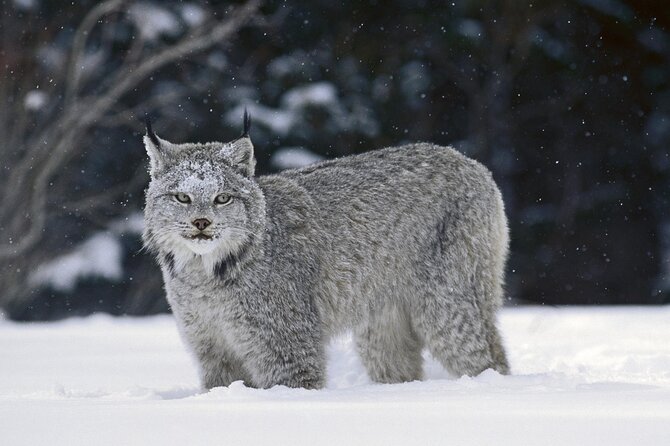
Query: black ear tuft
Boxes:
[
  {"xmin": 145, "ymin": 114, "xmax": 160, "ymax": 148},
  {"xmin": 242, "ymin": 108, "xmax": 251, "ymax": 138}
]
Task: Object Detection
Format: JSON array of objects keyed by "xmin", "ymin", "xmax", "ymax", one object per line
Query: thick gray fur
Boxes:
[{"xmin": 142, "ymin": 123, "xmax": 510, "ymax": 390}]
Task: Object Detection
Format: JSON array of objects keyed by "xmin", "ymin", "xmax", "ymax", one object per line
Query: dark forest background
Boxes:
[{"xmin": 1, "ymin": 0, "xmax": 668, "ymax": 321}]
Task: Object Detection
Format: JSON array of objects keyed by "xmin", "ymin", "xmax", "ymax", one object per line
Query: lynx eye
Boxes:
[
  {"xmin": 174, "ymin": 193, "xmax": 191, "ymax": 204},
  {"xmin": 214, "ymin": 193, "xmax": 233, "ymax": 206}
]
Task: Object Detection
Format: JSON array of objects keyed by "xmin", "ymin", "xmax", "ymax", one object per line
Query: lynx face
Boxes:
[{"xmin": 143, "ymin": 125, "xmax": 264, "ymax": 272}]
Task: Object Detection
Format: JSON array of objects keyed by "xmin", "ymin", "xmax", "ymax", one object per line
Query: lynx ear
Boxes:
[
  {"xmin": 224, "ymin": 110, "xmax": 255, "ymax": 177},
  {"xmin": 241, "ymin": 108, "xmax": 251, "ymax": 138},
  {"xmin": 226, "ymin": 136, "xmax": 256, "ymax": 177},
  {"xmin": 143, "ymin": 116, "xmax": 169, "ymax": 176}
]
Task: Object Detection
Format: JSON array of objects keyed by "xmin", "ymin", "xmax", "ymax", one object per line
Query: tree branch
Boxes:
[
  {"xmin": 0, "ymin": 0, "xmax": 263, "ymax": 259},
  {"xmin": 80, "ymin": 0, "xmax": 261, "ymax": 131},
  {"xmin": 64, "ymin": 0, "xmax": 128, "ymax": 106}
]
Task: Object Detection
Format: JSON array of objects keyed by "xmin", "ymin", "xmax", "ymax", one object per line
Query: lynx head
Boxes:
[{"xmin": 142, "ymin": 112, "xmax": 265, "ymax": 274}]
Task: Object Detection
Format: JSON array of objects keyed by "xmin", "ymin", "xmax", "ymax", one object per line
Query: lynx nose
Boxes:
[{"xmin": 192, "ymin": 218, "xmax": 211, "ymax": 231}]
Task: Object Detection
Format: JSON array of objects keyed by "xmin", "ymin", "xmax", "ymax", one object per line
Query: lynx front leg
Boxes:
[
  {"xmin": 247, "ymin": 337, "xmax": 326, "ymax": 389},
  {"xmin": 191, "ymin": 339, "xmax": 252, "ymax": 390},
  {"xmin": 242, "ymin": 314, "xmax": 326, "ymax": 389}
]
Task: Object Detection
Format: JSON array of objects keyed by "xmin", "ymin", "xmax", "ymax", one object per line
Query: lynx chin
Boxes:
[{"xmin": 142, "ymin": 112, "xmax": 510, "ymax": 390}]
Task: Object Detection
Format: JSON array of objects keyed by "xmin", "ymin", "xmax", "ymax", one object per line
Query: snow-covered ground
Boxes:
[{"xmin": 1, "ymin": 306, "xmax": 669, "ymax": 445}]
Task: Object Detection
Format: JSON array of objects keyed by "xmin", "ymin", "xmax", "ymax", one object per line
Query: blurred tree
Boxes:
[
  {"xmin": 0, "ymin": 0, "xmax": 262, "ymax": 315},
  {"xmin": 2, "ymin": 0, "xmax": 669, "ymax": 320}
]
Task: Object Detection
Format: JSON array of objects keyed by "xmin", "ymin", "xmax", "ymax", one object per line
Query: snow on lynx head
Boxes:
[{"xmin": 142, "ymin": 113, "xmax": 265, "ymax": 273}]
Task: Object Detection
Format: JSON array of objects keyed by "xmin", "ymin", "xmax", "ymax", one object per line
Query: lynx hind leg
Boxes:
[
  {"xmin": 485, "ymin": 316, "xmax": 510, "ymax": 374},
  {"xmin": 421, "ymin": 190, "xmax": 510, "ymax": 376},
  {"xmin": 416, "ymin": 285, "xmax": 509, "ymax": 377},
  {"xmin": 355, "ymin": 304, "xmax": 424, "ymax": 383}
]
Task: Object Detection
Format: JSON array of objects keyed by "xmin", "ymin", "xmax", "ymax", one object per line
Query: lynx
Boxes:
[{"xmin": 143, "ymin": 113, "xmax": 510, "ymax": 390}]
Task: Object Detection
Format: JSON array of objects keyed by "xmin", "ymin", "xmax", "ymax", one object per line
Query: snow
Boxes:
[
  {"xmin": 227, "ymin": 103, "xmax": 295, "ymax": 136},
  {"xmin": 179, "ymin": 3, "xmax": 206, "ymax": 28},
  {"xmin": 457, "ymin": 19, "xmax": 483, "ymax": 40},
  {"xmin": 29, "ymin": 233, "xmax": 123, "ymax": 292},
  {"xmin": 108, "ymin": 212, "xmax": 145, "ymax": 235},
  {"xmin": 24, "ymin": 90, "xmax": 47, "ymax": 111},
  {"xmin": 30, "ymin": 214, "xmax": 144, "ymax": 292},
  {"xmin": 281, "ymin": 82, "xmax": 338, "ymax": 110},
  {"xmin": 1, "ymin": 306, "xmax": 669, "ymax": 445},
  {"xmin": 128, "ymin": 3, "xmax": 181, "ymax": 41},
  {"xmin": 12, "ymin": 0, "xmax": 37, "ymax": 11},
  {"xmin": 226, "ymin": 81, "xmax": 379, "ymax": 138},
  {"xmin": 225, "ymin": 82, "xmax": 343, "ymax": 136},
  {"xmin": 270, "ymin": 147, "xmax": 325, "ymax": 170},
  {"xmin": 266, "ymin": 50, "xmax": 323, "ymax": 80}
]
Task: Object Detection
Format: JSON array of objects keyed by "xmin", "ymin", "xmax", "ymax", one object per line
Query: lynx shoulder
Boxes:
[{"xmin": 142, "ymin": 113, "xmax": 510, "ymax": 390}]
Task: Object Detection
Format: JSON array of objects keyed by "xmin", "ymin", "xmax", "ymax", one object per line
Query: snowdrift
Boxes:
[{"xmin": 1, "ymin": 306, "xmax": 669, "ymax": 445}]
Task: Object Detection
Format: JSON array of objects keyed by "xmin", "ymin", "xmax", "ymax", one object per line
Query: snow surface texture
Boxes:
[{"xmin": 1, "ymin": 307, "xmax": 669, "ymax": 445}]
